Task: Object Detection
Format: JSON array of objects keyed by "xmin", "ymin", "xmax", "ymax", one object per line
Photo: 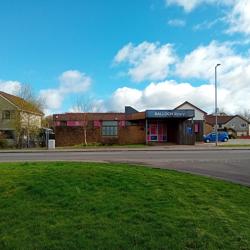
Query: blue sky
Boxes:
[{"xmin": 0, "ymin": 0, "xmax": 250, "ymax": 115}]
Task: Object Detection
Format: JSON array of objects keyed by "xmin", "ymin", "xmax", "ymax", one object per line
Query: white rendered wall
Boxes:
[{"xmin": 176, "ymin": 103, "xmax": 205, "ymax": 121}]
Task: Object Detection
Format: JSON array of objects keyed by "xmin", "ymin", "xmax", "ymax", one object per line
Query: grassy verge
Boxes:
[
  {"xmin": 0, "ymin": 162, "xmax": 249, "ymax": 249},
  {"xmin": 219, "ymin": 144, "xmax": 250, "ymax": 147},
  {"xmin": 69, "ymin": 143, "xmax": 147, "ymax": 148}
]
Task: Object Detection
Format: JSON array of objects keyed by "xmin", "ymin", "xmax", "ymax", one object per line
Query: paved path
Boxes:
[{"xmin": 0, "ymin": 150, "xmax": 249, "ymax": 186}]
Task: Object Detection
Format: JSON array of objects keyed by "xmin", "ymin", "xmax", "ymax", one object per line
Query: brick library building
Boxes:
[{"xmin": 53, "ymin": 102, "xmax": 206, "ymax": 147}]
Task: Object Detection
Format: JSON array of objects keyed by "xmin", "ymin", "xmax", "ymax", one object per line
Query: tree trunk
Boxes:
[{"xmin": 84, "ymin": 128, "xmax": 87, "ymax": 146}]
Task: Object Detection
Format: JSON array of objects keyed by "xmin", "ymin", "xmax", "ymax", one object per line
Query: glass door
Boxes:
[
  {"xmin": 148, "ymin": 121, "xmax": 167, "ymax": 142},
  {"xmin": 148, "ymin": 122, "xmax": 158, "ymax": 141}
]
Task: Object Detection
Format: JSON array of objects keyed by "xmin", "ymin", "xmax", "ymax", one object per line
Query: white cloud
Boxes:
[
  {"xmin": 165, "ymin": 0, "xmax": 234, "ymax": 12},
  {"xmin": 39, "ymin": 89, "xmax": 64, "ymax": 110},
  {"xmin": 173, "ymin": 41, "xmax": 250, "ymax": 113},
  {"xmin": 193, "ymin": 18, "xmax": 221, "ymax": 31},
  {"xmin": 0, "ymin": 80, "xmax": 22, "ymax": 94},
  {"xmin": 109, "ymin": 39, "xmax": 250, "ymax": 114},
  {"xmin": 59, "ymin": 70, "xmax": 91, "ymax": 93},
  {"xmin": 39, "ymin": 70, "xmax": 92, "ymax": 112},
  {"xmin": 114, "ymin": 41, "xmax": 177, "ymax": 82},
  {"xmin": 108, "ymin": 87, "xmax": 143, "ymax": 111},
  {"xmin": 0, "ymin": 71, "xmax": 92, "ymax": 115},
  {"xmin": 165, "ymin": 0, "xmax": 214, "ymax": 12},
  {"xmin": 105, "ymin": 80, "xmax": 232, "ymax": 113},
  {"xmin": 168, "ymin": 19, "xmax": 186, "ymax": 27},
  {"xmin": 166, "ymin": 0, "xmax": 250, "ymax": 36},
  {"xmin": 104, "ymin": 75, "xmax": 249, "ymax": 114},
  {"xmin": 70, "ymin": 99, "xmax": 106, "ymax": 113},
  {"xmin": 175, "ymin": 41, "xmax": 247, "ymax": 80},
  {"xmin": 226, "ymin": 0, "xmax": 250, "ymax": 35}
]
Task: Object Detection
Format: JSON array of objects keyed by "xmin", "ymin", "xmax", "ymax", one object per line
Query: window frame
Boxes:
[
  {"xmin": 2, "ymin": 110, "xmax": 11, "ymax": 120},
  {"xmin": 101, "ymin": 121, "xmax": 118, "ymax": 137}
]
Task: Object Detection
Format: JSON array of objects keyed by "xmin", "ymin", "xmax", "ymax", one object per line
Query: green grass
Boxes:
[
  {"xmin": 219, "ymin": 144, "xmax": 250, "ymax": 147},
  {"xmin": 69, "ymin": 143, "xmax": 147, "ymax": 149},
  {"xmin": 0, "ymin": 162, "xmax": 249, "ymax": 250}
]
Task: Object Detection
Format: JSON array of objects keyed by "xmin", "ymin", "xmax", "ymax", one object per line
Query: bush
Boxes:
[
  {"xmin": 0, "ymin": 139, "xmax": 8, "ymax": 149},
  {"xmin": 101, "ymin": 137, "xmax": 118, "ymax": 145},
  {"xmin": 73, "ymin": 142, "xmax": 103, "ymax": 147}
]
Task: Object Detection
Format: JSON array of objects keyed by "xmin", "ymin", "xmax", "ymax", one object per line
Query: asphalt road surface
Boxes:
[{"xmin": 0, "ymin": 150, "xmax": 249, "ymax": 186}]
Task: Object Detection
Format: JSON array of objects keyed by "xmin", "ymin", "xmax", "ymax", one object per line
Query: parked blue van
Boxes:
[{"xmin": 203, "ymin": 132, "xmax": 229, "ymax": 143}]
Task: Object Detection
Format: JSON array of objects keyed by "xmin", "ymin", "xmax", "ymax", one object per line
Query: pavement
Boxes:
[
  {"xmin": 0, "ymin": 143, "xmax": 250, "ymax": 153},
  {"xmin": 223, "ymin": 138, "xmax": 250, "ymax": 145},
  {"xmin": 0, "ymin": 146, "xmax": 249, "ymax": 186}
]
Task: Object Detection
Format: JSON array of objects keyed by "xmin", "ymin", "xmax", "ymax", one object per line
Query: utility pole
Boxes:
[{"xmin": 215, "ymin": 64, "xmax": 221, "ymax": 147}]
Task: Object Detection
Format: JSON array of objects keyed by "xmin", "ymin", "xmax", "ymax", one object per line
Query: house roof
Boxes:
[
  {"xmin": 205, "ymin": 115, "xmax": 233, "ymax": 125},
  {"xmin": 205, "ymin": 114, "xmax": 250, "ymax": 125},
  {"xmin": 233, "ymin": 115, "xmax": 250, "ymax": 124},
  {"xmin": 0, "ymin": 91, "xmax": 44, "ymax": 115},
  {"xmin": 175, "ymin": 101, "xmax": 207, "ymax": 114}
]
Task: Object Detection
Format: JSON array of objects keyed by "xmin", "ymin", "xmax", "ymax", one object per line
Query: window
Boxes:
[
  {"xmin": 194, "ymin": 123, "xmax": 199, "ymax": 132},
  {"xmin": 241, "ymin": 123, "xmax": 247, "ymax": 128},
  {"xmin": 2, "ymin": 110, "xmax": 11, "ymax": 120},
  {"xmin": 60, "ymin": 121, "xmax": 67, "ymax": 126},
  {"xmin": 102, "ymin": 121, "xmax": 118, "ymax": 136},
  {"xmin": 0, "ymin": 130, "xmax": 15, "ymax": 139}
]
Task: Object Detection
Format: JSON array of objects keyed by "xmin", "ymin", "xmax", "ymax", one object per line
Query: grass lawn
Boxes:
[
  {"xmin": 219, "ymin": 144, "xmax": 250, "ymax": 147},
  {"xmin": 0, "ymin": 162, "xmax": 249, "ymax": 250},
  {"xmin": 66, "ymin": 143, "xmax": 148, "ymax": 149}
]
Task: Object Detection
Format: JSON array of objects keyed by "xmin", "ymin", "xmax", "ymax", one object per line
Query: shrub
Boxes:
[{"xmin": 0, "ymin": 137, "xmax": 8, "ymax": 148}]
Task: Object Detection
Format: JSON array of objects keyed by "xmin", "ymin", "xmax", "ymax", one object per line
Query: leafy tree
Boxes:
[{"xmin": 13, "ymin": 84, "xmax": 44, "ymax": 148}]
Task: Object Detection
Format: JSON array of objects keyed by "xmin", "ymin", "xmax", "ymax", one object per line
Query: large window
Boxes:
[
  {"xmin": 102, "ymin": 121, "xmax": 118, "ymax": 136},
  {"xmin": 2, "ymin": 110, "xmax": 11, "ymax": 120}
]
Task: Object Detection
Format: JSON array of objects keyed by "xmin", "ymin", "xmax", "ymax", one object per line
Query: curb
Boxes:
[{"xmin": 1, "ymin": 147, "xmax": 250, "ymax": 153}]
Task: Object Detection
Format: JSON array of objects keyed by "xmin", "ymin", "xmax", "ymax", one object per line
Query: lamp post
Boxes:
[{"xmin": 215, "ymin": 63, "xmax": 221, "ymax": 146}]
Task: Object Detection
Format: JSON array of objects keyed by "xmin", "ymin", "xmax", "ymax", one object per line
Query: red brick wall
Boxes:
[
  {"xmin": 205, "ymin": 124, "xmax": 213, "ymax": 134},
  {"xmin": 118, "ymin": 125, "xmax": 145, "ymax": 144},
  {"xmin": 55, "ymin": 126, "xmax": 102, "ymax": 147},
  {"xmin": 55, "ymin": 125, "xmax": 145, "ymax": 147}
]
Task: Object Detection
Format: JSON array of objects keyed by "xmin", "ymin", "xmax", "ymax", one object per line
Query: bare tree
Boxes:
[
  {"xmin": 73, "ymin": 96, "xmax": 100, "ymax": 146},
  {"xmin": 17, "ymin": 83, "xmax": 44, "ymax": 111},
  {"xmin": 42, "ymin": 115, "xmax": 53, "ymax": 128},
  {"xmin": 241, "ymin": 109, "xmax": 250, "ymax": 121}
]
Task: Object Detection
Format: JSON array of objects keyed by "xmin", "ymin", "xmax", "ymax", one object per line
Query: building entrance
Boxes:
[{"xmin": 147, "ymin": 121, "xmax": 167, "ymax": 142}]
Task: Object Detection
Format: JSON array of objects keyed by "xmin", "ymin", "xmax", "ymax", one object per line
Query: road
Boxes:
[{"xmin": 0, "ymin": 150, "xmax": 249, "ymax": 186}]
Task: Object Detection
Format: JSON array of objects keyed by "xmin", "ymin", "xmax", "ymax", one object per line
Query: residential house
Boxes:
[
  {"xmin": 205, "ymin": 114, "xmax": 249, "ymax": 137},
  {"xmin": 0, "ymin": 91, "xmax": 44, "ymax": 146}
]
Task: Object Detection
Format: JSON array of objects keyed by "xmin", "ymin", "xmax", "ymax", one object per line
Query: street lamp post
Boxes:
[{"xmin": 215, "ymin": 63, "xmax": 221, "ymax": 146}]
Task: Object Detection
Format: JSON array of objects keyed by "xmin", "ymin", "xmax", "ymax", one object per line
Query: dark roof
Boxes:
[
  {"xmin": 234, "ymin": 115, "xmax": 250, "ymax": 124},
  {"xmin": 175, "ymin": 101, "xmax": 207, "ymax": 114},
  {"xmin": 53, "ymin": 111, "xmax": 146, "ymax": 121},
  {"xmin": 126, "ymin": 112, "xmax": 145, "ymax": 120},
  {"xmin": 0, "ymin": 91, "xmax": 44, "ymax": 115},
  {"xmin": 125, "ymin": 106, "xmax": 138, "ymax": 115},
  {"xmin": 53, "ymin": 112, "xmax": 126, "ymax": 121},
  {"xmin": 205, "ymin": 114, "xmax": 250, "ymax": 125}
]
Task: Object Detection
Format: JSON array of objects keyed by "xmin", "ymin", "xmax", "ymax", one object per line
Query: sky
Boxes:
[{"xmin": 0, "ymin": 0, "xmax": 250, "ymax": 115}]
